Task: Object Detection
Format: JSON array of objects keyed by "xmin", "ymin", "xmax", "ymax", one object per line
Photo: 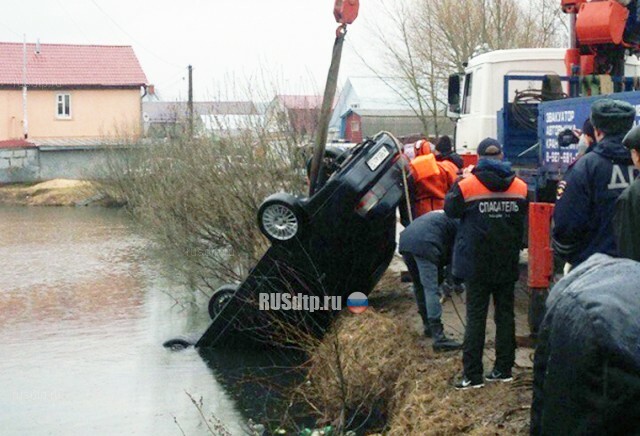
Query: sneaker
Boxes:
[
  {"xmin": 454, "ymin": 375, "xmax": 484, "ymax": 390},
  {"xmin": 485, "ymin": 369, "xmax": 513, "ymax": 383}
]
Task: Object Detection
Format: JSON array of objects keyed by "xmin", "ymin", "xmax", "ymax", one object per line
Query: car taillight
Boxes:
[{"xmin": 355, "ymin": 191, "xmax": 380, "ymax": 217}]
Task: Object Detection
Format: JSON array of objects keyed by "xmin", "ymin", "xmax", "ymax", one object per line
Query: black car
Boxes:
[{"xmin": 196, "ymin": 132, "xmax": 412, "ymax": 348}]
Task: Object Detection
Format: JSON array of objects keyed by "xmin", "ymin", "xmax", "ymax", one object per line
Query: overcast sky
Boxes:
[{"xmin": 0, "ymin": 0, "xmax": 392, "ymax": 101}]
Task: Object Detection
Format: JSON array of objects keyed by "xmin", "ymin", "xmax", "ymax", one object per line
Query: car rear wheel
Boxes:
[
  {"xmin": 258, "ymin": 193, "xmax": 303, "ymax": 242},
  {"xmin": 208, "ymin": 284, "xmax": 237, "ymax": 320}
]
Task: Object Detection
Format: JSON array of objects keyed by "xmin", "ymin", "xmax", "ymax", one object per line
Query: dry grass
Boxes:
[
  {"xmin": 0, "ymin": 179, "xmax": 98, "ymax": 206},
  {"xmin": 296, "ymin": 267, "xmax": 533, "ymax": 435},
  {"xmin": 296, "ymin": 308, "xmax": 421, "ymax": 431}
]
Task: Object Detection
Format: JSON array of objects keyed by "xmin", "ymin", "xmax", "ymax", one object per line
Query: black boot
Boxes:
[
  {"xmin": 423, "ymin": 325, "xmax": 433, "ymax": 338},
  {"xmin": 429, "ymin": 320, "xmax": 462, "ymax": 352},
  {"xmin": 419, "ymin": 311, "xmax": 432, "ymax": 337}
]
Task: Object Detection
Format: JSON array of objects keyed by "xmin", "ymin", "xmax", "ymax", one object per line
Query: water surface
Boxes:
[{"xmin": 0, "ymin": 206, "xmax": 246, "ymax": 435}]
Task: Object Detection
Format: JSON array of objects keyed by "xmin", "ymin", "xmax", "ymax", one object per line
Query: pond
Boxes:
[{"xmin": 0, "ymin": 206, "xmax": 261, "ymax": 435}]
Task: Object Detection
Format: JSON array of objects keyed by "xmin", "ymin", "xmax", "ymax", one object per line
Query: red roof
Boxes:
[
  {"xmin": 277, "ymin": 95, "xmax": 323, "ymax": 110},
  {"xmin": 0, "ymin": 42, "xmax": 148, "ymax": 87},
  {"xmin": 0, "ymin": 139, "xmax": 36, "ymax": 149}
]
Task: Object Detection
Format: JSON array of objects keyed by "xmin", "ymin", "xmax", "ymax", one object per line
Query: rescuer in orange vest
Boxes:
[
  {"xmin": 410, "ymin": 139, "xmax": 458, "ymax": 217},
  {"xmin": 444, "ymin": 138, "xmax": 529, "ymax": 390}
]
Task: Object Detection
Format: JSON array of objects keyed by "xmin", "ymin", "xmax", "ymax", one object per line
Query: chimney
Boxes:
[{"xmin": 35, "ymin": 39, "xmax": 41, "ymax": 55}]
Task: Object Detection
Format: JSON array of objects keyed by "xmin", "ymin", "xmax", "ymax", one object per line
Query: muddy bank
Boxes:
[
  {"xmin": 297, "ymin": 259, "xmax": 533, "ymax": 435},
  {"xmin": 0, "ymin": 179, "xmax": 120, "ymax": 207}
]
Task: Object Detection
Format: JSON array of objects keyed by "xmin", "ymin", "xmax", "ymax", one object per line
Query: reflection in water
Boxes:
[
  {"xmin": 0, "ymin": 207, "xmax": 246, "ymax": 435},
  {"xmin": 199, "ymin": 348, "xmax": 310, "ymax": 431}
]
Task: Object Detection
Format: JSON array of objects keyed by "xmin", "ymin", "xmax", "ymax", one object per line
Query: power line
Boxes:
[
  {"xmin": 89, "ymin": 0, "xmax": 183, "ymax": 69},
  {"xmin": 56, "ymin": 0, "xmax": 92, "ymax": 42},
  {"xmin": 156, "ymin": 69, "xmax": 188, "ymax": 88},
  {"xmin": 0, "ymin": 19, "xmax": 22, "ymax": 38}
]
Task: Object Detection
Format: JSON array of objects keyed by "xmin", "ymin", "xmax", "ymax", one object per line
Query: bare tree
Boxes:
[{"xmin": 363, "ymin": 0, "xmax": 567, "ymax": 137}]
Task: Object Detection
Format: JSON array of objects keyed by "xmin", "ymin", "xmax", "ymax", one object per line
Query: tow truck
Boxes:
[{"xmin": 447, "ymin": 0, "xmax": 640, "ymax": 334}]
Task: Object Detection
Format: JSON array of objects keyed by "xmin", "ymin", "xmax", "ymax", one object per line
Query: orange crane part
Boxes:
[
  {"xmin": 334, "ymin": 0, "xmax": 359, "ymax": 25},
  {"xmin": 561, "ymin": 0, "xmax": 587, "ymax": 13},
  {"xmin": 528, "ymin": 203, "xmax": 554, "ymax": 288},
  {"xmin": 575, "ymin": 0, "xmax": 629, "ymax": 46},
  {"xmin": 528, "ymin": 202, "xmax": 555, "ymax": 336}
]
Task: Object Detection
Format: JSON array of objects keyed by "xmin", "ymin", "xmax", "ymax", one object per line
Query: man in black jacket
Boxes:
[
  {"xmin": 530, "ymin": 254, "xmax": 640, "ymax": 435},
  {"xmin": 553, "ymin": 99, "xmax": 638, "ymax": 268},
  {"xmin": 444, "ymin": 138, "xmax": 529, "ymax": 390},
  {"xmin": 614, "ymin": 125, "xmax": 640, "ymax": 262},
  {"xmin": 399, "ymin": 210, "xmax": 462, "ymax": 352}
]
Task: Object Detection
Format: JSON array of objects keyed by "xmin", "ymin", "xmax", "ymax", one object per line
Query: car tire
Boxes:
[
  {"xmin": 208, "ymin": 284, "xmax": 238, "ymax": 320},
  {"xmin": 258, "ymin": 193, "xmax": 303, "ymax": 243}
]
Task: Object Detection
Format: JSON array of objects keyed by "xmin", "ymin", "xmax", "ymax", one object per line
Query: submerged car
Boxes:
[{"xmin": 196, "ymin": 132, "xmax": 412, "ymax": 348}]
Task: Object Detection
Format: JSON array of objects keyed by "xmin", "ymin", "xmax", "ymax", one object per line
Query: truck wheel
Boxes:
[
  {"xmin": 208, "ymin": 284, "xmax": 237, "ymax": 320},
  {"xmin": 258, "ymin": 193, "xmax": 303, "ymax": 243}
]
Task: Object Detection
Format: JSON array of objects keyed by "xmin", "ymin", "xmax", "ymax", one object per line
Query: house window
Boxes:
[
  {"xmin": 351, "ymin": 120, "xmax": 360, "ymax": 132},
  {"xmin": 56, "ymin": 94, "xmax": 71, "ymax": 118}
]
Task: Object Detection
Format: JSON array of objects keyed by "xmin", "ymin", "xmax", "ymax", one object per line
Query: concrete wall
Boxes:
[
  {"xmin": 0, "ymin": 146, "xmax": 127, "ymax": 183},
  {"xmin": 0, "ymin": 88, "xmax": 142, "ymax": 141},
  {"xmin": 0, "ymin": 148, "xmax": 39, "ymax": 183},
  {"xmin": 38, "ymin": 147, "xmax": 115, "ymax": 181}
]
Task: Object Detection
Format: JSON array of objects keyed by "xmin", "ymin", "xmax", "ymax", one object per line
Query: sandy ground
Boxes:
[{"xmin": 0, "ymin": 179, "xmax": 107, "ymax": 206}]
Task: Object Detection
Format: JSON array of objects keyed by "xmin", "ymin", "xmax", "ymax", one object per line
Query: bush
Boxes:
[{"xmin": 102, "ymin": 116, "xmax": 310, "ymax": 294}]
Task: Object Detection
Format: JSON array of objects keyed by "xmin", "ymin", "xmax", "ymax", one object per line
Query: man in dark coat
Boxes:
[
  {"xmin": 530, "ymin": 254, "xmax": 640, "ymax": 435},
  {"xmin": 435, "ymin": 135, "xmax": 464, "ymax": 169},
  {"xmin": 444, "ymin": 138, "xmax": 529, "ymax": 390},
  {"xmin": 553, "ymin": 98, "xmax": 638, "ymax": 268},
  {"xmin": 614, "ymin": 125, "xmax": 640, "ymax": 262},
  {"xmin": 399, "ymin": 210, "xmax": 462, "ymax": 352}
]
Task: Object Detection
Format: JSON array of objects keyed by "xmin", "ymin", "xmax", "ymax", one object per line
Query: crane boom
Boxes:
[{"xmin": 564, "ymin": 0, "xmax": 640, "ymax": 77}]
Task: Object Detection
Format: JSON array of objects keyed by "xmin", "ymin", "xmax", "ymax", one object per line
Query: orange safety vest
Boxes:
[
  {"xmin": 458, "ymin": 174, "xmax": 528, "ymax": 203},
  {"xmin": 410, "ymin": 154, "xmax": 457, "ymax": 217}
]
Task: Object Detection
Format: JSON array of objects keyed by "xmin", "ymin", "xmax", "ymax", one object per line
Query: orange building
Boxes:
[{"xmin": 0, "ymin": 42, "xmax": 148, "ymax": 143}]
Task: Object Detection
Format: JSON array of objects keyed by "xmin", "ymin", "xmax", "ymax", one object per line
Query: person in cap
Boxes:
[
  {"xmin": 613, "ymin": 125, "xmax": 640, "ymax": 262},
  {"xmin": 444, "ymin": 138, "xmax": 529, "ymax": 390},
  {"xmin": 399, "ymin": 210, "xmax": 462, "ymax": 351},
  {"xmin": 552, "ymin": 98, "xmax": 638, "ymax": 269},
  {"xmin": 435, "ymin": 135, "xmax": 464, "ymax": 169}
]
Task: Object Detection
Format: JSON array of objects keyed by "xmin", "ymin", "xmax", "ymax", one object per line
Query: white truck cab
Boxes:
[{"xmin": 448, "ymin": 48, "xmax": 640, "ymax": 154}]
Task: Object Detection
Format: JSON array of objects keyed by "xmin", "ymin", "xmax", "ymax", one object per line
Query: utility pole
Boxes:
[
  {"xmin": 187, "ymin": 65, "xmax": 193, "ymax": 137},
  {"xmin": 22, "ymin": 34, "xmax": 28, "ymax": 139}
]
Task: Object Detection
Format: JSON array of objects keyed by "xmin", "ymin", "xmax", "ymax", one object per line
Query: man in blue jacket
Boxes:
[
  {"xmin": 399, "ymin": 210, "xmax": 462, "ymax": 352},
  {"xmin": 553, "ymin": 98, "xmax": 639, "ymax": 268}
]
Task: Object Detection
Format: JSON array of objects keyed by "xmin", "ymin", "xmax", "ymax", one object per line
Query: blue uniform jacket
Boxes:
[{"xmin": 552, "ymin": 134, "xmax": 639, "ymax": 266}]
